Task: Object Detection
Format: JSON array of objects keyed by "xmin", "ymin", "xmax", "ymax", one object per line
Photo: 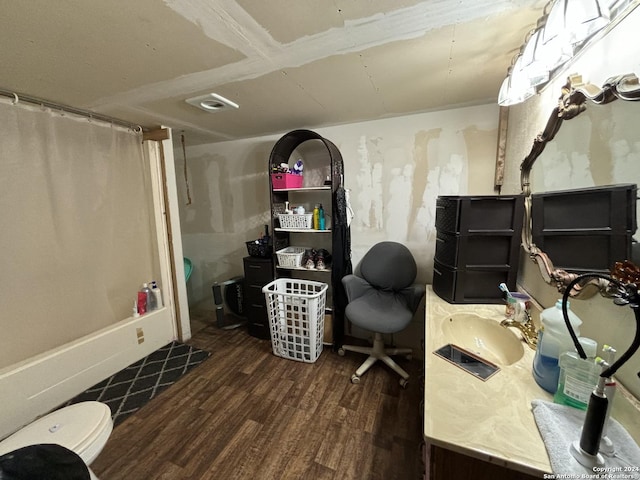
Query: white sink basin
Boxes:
[{"xmin": 441, "ymin": 313, "xmax": 524, "ymax": 366}]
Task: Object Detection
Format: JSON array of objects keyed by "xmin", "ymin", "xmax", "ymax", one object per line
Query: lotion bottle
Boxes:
[{"xmin": 150, "ymin": 281, "xmax": 163, "ymax": 308}]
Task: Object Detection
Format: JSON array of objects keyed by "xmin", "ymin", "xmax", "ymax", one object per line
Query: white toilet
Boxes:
[{"xmin": 0, "ymin": 401, "xmax": 113, "ymax": 479}]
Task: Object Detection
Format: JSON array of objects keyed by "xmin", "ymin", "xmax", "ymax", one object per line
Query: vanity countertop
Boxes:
[{"xmin": 423, "ymin": 286, "xmax": 640, "ymax": 476}]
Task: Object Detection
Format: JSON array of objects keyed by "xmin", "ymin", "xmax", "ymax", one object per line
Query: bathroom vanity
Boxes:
[{"xmin": 423, "ymin": 286, "xmax": 640, "ymax": 479}]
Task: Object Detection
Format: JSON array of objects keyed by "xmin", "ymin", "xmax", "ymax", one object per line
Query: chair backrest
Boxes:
[{"xmin": 359, "ymin": 241, "xmax": 417, "ymax": 291}]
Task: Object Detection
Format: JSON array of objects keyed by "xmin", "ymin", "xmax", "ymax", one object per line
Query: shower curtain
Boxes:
[{"xmin": 0, "ymin": 98, "xmax": 160, "ymax": 369}]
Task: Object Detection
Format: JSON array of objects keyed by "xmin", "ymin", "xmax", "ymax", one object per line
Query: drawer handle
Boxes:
[
  {"xmin": 248, "ymin": 265, "xmax": 263, "ymax": 269},
  {"xmin": 434, "ymin": 268, "xmax": 441, "ymax": 275},
  {"xmin": 436, "ymin": 237, "xmax": 444, "ymax": 243},
  {"xmin": 251, "ymin": 303, "xmax": 264, "ymax": 308}
]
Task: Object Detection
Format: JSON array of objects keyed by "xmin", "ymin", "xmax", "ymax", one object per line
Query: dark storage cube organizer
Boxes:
[
  {"xmin": 531, "ymin": 184, "xmax": 637, "ymax": 273},
  {"xmin": 433, "ymin": 260, "xmax": 517, "ymax": 304},
  {"xmin": 435, "ymin": 195, "xmax": 524, "ymax": 234},
  {"xmin": 433, "ymin": 195, "xmax": 524, "ymax": 304},
  {"xmin": 243, "ymin": 256, "xmax": 274, "ymax": 339},
  {"xmin": 435, "ymin": 231, "xmax": 520, "ymax": 269}
]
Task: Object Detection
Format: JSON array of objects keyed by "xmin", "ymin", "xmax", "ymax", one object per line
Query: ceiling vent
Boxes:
[{"xmin": 185, "ymin": 93, "xmax": 239, "ymax": 112}]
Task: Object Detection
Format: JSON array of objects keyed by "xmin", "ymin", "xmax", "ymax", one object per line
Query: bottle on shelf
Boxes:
[
  {"xmin": 319, "ymin": 204, "xmax": 325, "ymax": 230},
  {"xmin": 313, "ymin": 204, "xmax": 320, "ymax": 230},
  {"xmin": 262, "ymin": 224, "xmax": 271, "ymax": 245},
  {"xmin": 142, "ymin": 282, "xmax": 157, "ymax": 311},
  {"xmin": 150, "ymin": 280, "xmax": 163, "ymax": 308}
]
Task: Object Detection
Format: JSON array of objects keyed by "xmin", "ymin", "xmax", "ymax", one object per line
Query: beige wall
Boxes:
[
  {"xmin": 175, "ymin": 103, "xmax": 500, "ymax": 352},
  {"xmin": 503, "ymin": 6, "xmax": 640, "ymax": 398}
]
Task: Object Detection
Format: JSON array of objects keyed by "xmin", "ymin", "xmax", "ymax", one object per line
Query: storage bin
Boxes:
[
  {"xmin": 531, "ymin": 184, "xmax": 636, "ymax": 273},
  {"xmin": 432, "ymin": 259, "xmax": 516, "ymax": 304},
  {"xmin": 278, "ymin": 213, "xmax": 313, "ymax": 230},
  {"xmin": 435, "ymin": 195, "xmax": 524, "ymax": 234},
  {"xmin": 272, "ymin": 173, "xmax": 303, "ymax": 190},
  {"xmin": 246, "ymin": 241, "xmax": 272, "ymax": 258},
  {"xmin": 262, "ymin": 278, "xmax": 328, "ymax": 363},
  {"xmin": 276, "ymin": 246, "xmax": 306, "ymax": 268},
  {"xmin": 434, "ymin": 231, "xmax": 519, "ymax": 269}
]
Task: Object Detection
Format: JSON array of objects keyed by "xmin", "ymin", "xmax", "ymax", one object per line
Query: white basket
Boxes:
[
  {"xmin": 276, "ymin": 246, "xmax": 306, "ymax": 268},
  {"xmin": 262, "ymin": 278, "xmax": 328, "ymax": 363},
  {"xmin": 278, "ymin": 213, "xmax": 313, "ymax": 229}
]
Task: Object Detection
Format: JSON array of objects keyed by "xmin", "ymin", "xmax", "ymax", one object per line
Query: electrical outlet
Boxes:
[{"xmin": 136, "ymin": 327, "xmax": 144, "ymax": 344}]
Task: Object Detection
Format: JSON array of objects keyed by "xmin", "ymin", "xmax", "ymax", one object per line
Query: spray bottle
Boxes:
[
  {"xmin": 150, "ymin": 281, "xmax": 163, "ymax": 309},
  {"xmin": 318, "ymin": 204, "xmax": 325, "ymax": 230}
]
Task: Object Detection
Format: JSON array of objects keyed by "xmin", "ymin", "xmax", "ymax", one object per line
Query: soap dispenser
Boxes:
[{"xmin": 532, "ymin": 299, "xmax": 582, "ymax": 393}]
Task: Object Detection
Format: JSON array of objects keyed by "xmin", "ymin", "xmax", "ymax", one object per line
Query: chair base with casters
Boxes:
[
  {"xmin": 340, "ymin": 241, "xmax": 426, "ymax": 388},
  {"xmin": 338, "ymin": 332, "xmax": 412, "ymax": 388}
]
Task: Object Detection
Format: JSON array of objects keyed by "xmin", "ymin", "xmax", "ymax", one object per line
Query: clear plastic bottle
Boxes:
[
  {"xmin": 554, "ymin": 337, "xmax": 599, "ymax": 410},
  {"xmin": 532, "ymin": 299, "xmax": 582, "ymax": 393}
]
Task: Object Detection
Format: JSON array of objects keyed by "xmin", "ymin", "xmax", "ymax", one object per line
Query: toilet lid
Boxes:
[{"xmin": 0, "ymin": 402, "xmax": 112, "ymax": 461}]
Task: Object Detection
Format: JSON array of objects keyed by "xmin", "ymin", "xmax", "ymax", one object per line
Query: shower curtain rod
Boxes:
[{"xmin": 0, "ymin": 89, "xmax": 144, "ymax": 132}]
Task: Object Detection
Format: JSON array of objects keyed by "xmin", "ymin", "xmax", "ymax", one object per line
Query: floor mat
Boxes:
[{"xmin": 66, "ymin": 341, "xmax": 210, "ymax": 426}]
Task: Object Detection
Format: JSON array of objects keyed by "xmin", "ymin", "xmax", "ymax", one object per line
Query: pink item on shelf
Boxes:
[
  {"xmin": 271, "ymin": 173, "xmax": 303, "ymax": 189},
  {"xmin": 137, "ymin": 291, "xmax": 147, "ymax": 315}
]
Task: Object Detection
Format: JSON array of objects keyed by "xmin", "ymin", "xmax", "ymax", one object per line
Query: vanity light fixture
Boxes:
[
  {"xmin": 185, "ymin": 93, "xmax": 239, "ymax": 112},
  {"xmin": 498, "ymin": 0, "xmax": 618, "ymax": 106}
]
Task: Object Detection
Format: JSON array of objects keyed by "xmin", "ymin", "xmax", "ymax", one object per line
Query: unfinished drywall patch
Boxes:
[
  {"xmin": 611, "ymin": 139, "xmax": 640, "ymax": 183},
  {"xmin": 411, "ymin": 128, "xmax": 441, "ymax": 243},
  {"xmin": 355, "ymin": 135, "xmax": 384, "ymax": 230},
  {"xmin": 98, "ymin": 0, "xmax": 534, "ymax": 107},
  {"xmin": 386, "ymin": 162, "xmax": 415, "ymax": 241},
  {"xmin": 177, "ymin": 152, "xmax": 235, "ymax": 233}
]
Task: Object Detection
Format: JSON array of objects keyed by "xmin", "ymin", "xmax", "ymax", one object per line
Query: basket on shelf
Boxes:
[
  {"xmin": 262, "ymin": 278, "xmax": 328, "ymax": 363},
  {"xmin": 245, "ymin": 240, "xmax": 272, "ymax": 258},
  {"xmin": 278, "ymin": 213, "xmax": 313, "ymax": 230},
  {"xmin": 276, "ymin": 246, "xmax": 306, "ymax": 268}
]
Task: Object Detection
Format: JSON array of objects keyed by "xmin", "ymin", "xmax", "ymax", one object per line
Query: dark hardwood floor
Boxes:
[{"xmin": 92, "ymin": 324, "xmax": 424, "ymax": 480}]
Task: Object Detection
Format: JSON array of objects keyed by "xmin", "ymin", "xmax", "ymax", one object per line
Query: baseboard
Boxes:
[{"xmin": 0, "ymin": 308, "xmax": 176, "ymax": 439}]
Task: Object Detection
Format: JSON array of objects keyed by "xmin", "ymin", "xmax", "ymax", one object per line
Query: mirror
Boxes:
[{"xmin": 520, "ymin": 73, "xmax": 640, "ymax": 298}]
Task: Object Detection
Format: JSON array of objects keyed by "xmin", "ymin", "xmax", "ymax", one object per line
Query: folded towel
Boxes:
[{"xmin": 532, "ymin": 399, "xmax": 640, "ymax": 479}]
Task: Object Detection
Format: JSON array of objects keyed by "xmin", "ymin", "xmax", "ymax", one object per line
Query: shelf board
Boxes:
[
  {"xmin": 275, "ymin": 228, "xmax": 331, "ymax": 233},
  {"xmin": 273, "ymin": 186, "xmax": 331, "ymax": 192},
  {"xmin": 276, "ymin": 266, "xmax": 331, "ymax": 273}
]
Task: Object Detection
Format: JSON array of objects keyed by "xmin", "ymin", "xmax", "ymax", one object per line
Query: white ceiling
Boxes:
[{"xmin": 0, "ymin": 0, "xmax": 545, "ymax": 144}]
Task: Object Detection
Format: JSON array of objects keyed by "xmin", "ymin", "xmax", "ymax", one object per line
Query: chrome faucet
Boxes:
[{"xmin": 501, "ymin": 310, "xmax": 538, "ymax": 350}]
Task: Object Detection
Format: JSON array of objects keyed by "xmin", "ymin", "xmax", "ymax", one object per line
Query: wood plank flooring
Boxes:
[{"xmin": 91, "ymin": 324, "xmax": 424, "ymax": 480}]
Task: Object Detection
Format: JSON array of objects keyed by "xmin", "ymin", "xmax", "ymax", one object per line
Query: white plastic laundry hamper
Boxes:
[{"xmin": 262, "ymin": 278, "xmax": 328, "ymax": 363}]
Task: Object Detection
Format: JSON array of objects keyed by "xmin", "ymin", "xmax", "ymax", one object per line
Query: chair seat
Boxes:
[{"xmin": 345, "ymin": 289, "xmax": 413, "ymax": 334}]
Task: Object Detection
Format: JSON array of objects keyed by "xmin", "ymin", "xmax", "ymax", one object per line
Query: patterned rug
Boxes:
[{"xmin": 66, "ymin": 341, "xmax": 210, "ymax": 426}]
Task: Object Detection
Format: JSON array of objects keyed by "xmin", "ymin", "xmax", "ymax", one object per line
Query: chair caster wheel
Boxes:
[
  {"xmin": 399, "ymin": 378, "xmax": 409, "ymax": 389},
  {"xmin": 338, "ymin": 348, "xmax": 345, "ymax": 357},
  {"xmin": 351, "ymin": 374, "xmax": 360, "ymax": 384}
]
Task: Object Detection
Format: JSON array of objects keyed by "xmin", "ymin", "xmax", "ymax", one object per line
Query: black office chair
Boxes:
[{"xmin": 339, "ymin": 241, "xmax": 425, "ymax": 387}]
